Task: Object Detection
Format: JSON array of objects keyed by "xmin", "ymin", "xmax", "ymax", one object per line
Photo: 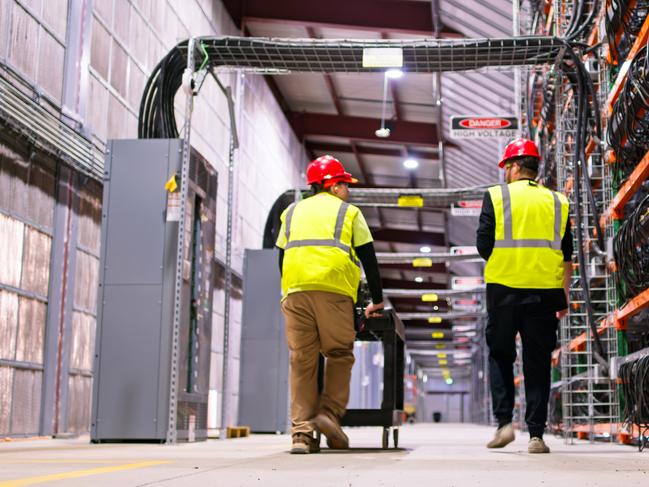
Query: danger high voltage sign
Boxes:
[{"xmin": 450, "ymin": 116, "xmax": 519, "ymax": 138}]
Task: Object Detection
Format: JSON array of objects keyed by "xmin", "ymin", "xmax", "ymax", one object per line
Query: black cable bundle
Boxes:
[
  {"xmin": 619, "ymin": 355, "xmax": 649, "ymax": 450},
  {"xmin": 613, "ymin": 191, "xmax": 649, "ymax": 300},
  {"xmin": 555, "ymin": 43, "xmax": 609, "ymax": 368},
  {"xmin": 564, "ymin": 0, "xmax": 601, "ymax": 41},
  {"xmin": 607, "ymin": 43, "xmax": 649, "ymax": 187},
  {"xmin": 606, "ymin": 0, "xmax": 649, "ymax": 62},
  {"xmin": 627, "ymin": 308, "xmax": 649, "ymax": 353},
  {"xmin": 138, "ymin": 41, "xmax": 189, "ymax": 138}
]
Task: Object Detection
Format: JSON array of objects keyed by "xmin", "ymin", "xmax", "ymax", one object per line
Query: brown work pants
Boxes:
[{"xmin": 281, "ymin": 290, "xmax": 356, "ymax": 435}]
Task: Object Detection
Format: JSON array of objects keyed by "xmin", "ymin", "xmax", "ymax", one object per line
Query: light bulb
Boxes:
[{"xmin": 403, "ymin": 158, "xmax": 419, "ymax": 169}]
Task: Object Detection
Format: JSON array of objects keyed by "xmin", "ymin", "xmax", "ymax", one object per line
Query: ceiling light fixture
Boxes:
[
  {"xmin": 403, "ymin": 158, "xmax": 419, "ymax": 169},
  {"xmin": 385, "ymin": 68, "xmax": 404, "ymax": 79},
  {"xmin": 414, "ymin": 276, "xmax": 424, "ymax": 283},
  {"xmin": 419, "ymin": 245, "xmax": 431, "ymax": 253}
]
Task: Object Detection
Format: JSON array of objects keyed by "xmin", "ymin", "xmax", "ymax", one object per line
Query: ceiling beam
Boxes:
[
  {"xmin": 226, "ymin": 0, "xmax": 465, "ymax": 37},
  {"xmin": 291, "ymin": 112, "xmax": 440, "ymax": 147},
  {"xmin": 370, "ymin": 228, "xmax": 445, "ymax": 245},
  {"xmin": 306, "ymin": 141, "xmax": 440, "ymax": 160}
]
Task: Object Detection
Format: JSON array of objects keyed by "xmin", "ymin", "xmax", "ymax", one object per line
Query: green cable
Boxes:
[{"xmin": 199, "ymin": 41, "xmax": 209, "ymax": 71}]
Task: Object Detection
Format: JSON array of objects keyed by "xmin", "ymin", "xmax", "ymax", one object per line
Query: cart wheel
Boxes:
[
  {"xmin": 382, "ymin": 428, "xmax": 389, "ymax": 449},
  {"xmin": 393, "ymin": 428, "xmax": 399, "ymax": 448}
]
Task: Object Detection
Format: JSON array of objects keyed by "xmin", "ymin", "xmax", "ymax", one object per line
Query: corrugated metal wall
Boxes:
[
  {"xmin": 0, "ymin": 138, "xmax": 102, "ymax": 438},
  {"xmin": 67, "ymin": 179, "xmax": 101, "ymax": 433},
  {"xmin": 0, "ymin": 143, "xmax": 56, "ymax": 436},
  {"xmin": 1, "ymin": 0, "xmax": 306, "ymax": 436}
]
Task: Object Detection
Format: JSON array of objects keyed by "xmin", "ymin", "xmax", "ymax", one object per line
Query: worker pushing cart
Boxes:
[{"xmin": 276, "ymin": 155, "xmax": 384, "ymax": 454}]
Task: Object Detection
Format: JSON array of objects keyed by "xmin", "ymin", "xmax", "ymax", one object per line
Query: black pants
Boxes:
[{"xmin": 486, "ymin": 303, "xmax": 558, "ymax": 438}]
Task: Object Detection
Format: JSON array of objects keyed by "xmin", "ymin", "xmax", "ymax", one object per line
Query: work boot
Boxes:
[
  {"xmin": 290, "ymin": 433, "xmax": 320, "ymax": 454},
  {"xmin": 313, "ymin": 412, "xmax": 349, "ymax": 449},
  {"xmin": 528, "ymin": 437, "xmax": 550, "ymax": 454},
  {"xmin": 486, "ymin": 423, "xmax": 515, "ymax": 448}
]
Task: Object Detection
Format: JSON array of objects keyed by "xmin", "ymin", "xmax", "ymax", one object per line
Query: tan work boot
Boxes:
[
  {"xmin": 486, "ymin": 423, "xmax": 515, "ymax": 448},
  {"xmin": 313, "ymin": 412, "xmax": 349, "ymax": 449},
  {"xmin": 528, "ymin": 437, "xmax": 550, "ymax": 453},
  {"xmin": 290, "ymin": 433, "xmax": 320, "ymax": 454}
]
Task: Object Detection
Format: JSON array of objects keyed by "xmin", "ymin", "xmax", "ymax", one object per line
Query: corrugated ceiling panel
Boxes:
[
  {"xmin": 274, "ymin": 74, "xmax": 338, "ymax": 114},
  {"xmin": 245, "ymin": 21, "xmax": 308, "ymax": 38},
  {"xmin": 442, "ymin": 0, "xmax": 513, "ymax": 38}
]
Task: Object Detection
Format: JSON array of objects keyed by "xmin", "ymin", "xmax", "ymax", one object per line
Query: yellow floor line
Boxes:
[
  {"xmin": 0, "ymin": 460, "xmax": 171, "ymax": 487},
  {"xmin": 0, "ymin": 460, "xmax": 129, "ymax": 464}
]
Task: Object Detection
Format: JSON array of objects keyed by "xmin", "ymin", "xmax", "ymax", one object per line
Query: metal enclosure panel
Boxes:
[
  {"xmin": 92, "ymin": 139, "xmax": 215, "ymax": 442},
  {"xmin": 94, "ymin": 285, "xmax": 164, "ymax": 440},
  {"xmin": 238, "ymin": 249, "xmax": 289, "ymax": 433},
  {"xmin": 102, "ymin": 139, "xmax": 171, "ymax": 286}
]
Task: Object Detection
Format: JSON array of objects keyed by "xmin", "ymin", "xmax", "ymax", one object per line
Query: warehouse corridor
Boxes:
[{"xmin": 0, "ymin": 424, "xmax": 646, "ymax": 487}]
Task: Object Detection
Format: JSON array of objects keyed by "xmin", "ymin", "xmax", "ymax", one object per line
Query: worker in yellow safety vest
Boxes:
[
  {"xmin": 276, "ymin": 155, "xmax": 384, "ymax": 454},
  {"xmin": 476, "ymin": 138, "xmax": 573, "ymax": 454}
]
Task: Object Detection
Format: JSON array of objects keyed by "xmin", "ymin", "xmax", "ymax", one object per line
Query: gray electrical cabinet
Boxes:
[
  {"xmin": 91, "ymin": 139, "xmax": 217, "ymax": 442},
  {"xmin": 238, "ymin": 249, "xmax": 290, "ymax": 433}
]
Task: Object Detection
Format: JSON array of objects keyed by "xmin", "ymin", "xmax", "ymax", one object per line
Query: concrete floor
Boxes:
[{"xmin": 0, "ymin": 423, "xmax": 646, "ymax": 487}]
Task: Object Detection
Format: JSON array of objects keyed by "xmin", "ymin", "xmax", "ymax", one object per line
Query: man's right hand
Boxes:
[
  {"xmin": 556, "ymin": 308, "xmax": 568, "ymax": 320},
  {"xmin": 364, "ymin": 301, "xmax": 384, "ymax": 319}
]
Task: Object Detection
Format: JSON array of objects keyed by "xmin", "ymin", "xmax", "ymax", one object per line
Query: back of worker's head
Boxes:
[
  {"xmin": 510, "ymin": 156, "xmax": 539, "ymax": 178},
  {"xmin": 305, "ymin": 155, "xmax": 358, "ymax": 196}
]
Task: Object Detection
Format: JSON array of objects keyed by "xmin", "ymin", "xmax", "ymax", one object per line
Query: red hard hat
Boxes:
[
  {"xmin": 306, "ymin": 155, "xmax": 359, "ymax": 187},
  {"xmin": 498, "ymin": 138, "xmax": 540, "ymax": 168}
]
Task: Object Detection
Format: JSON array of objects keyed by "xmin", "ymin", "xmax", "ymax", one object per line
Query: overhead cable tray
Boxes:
[
  {"xmin": 348, "ymin": 186, "xmax": 487, "ymax": 208},
  {"xmin": 191, "ymin": 36, "xmax": 568, "ymax": 74},
  {"xmin": 398, "ymin": 311, "xmax": 485, "ymax": 321},
  {"xmin": 376, "ymin": 252, "xmax": 482, "ymax": 264},
  {"xmin": 383, "ymin": 288, "xmax": 485, "ymax": 298}
]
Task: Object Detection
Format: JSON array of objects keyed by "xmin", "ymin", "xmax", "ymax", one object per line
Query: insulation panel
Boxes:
[
  {"xmin": 10, "ymin": 369, "xmax": 42, "ymax": 435},
  {"xmin": 0, "ymin": 366, "xmax": 13, "ymax": 434},
  {"xmin": 77, "ymin": 182, "xmax": 102, "ymax": 254},
  {"xmin": 74, "ymin": 250, "xmax": 99, "ymax": 312},
  {"xmin": 0, "ymin": 290, "xmax": 18, "ymax": 361},
  {"xmin": 70, "ymin": 311, "xmax": 95, "ymax": 371},
  {"xmin": 25, "ymin": 158, "xmax": 56, "ymax": 230},
  {"xmin": 0, "ymin": 145, "xmax": 29, "ymax": 217},
  {"xmin": 15, "ymin": 297, "xmax": 46, "ymax": 364},
  {"xmin": 66, "ymin": 375, "xmax": 92, "ymax": 433},
  {"xmin": 20, "ymin": 227, "xmax": 51, "ymax": 297},
  {"xmin": 0, "ymin": 213, "xmax": 25, "ymax": 288}
]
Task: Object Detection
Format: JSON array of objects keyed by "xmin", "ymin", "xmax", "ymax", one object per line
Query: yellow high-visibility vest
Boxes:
[
  {"xmin": 484, "ymin": 179, "xmax": 569, "ymax": 289},
  {"xmin": 280, "ymin": 193, "xmax": 361, "ymax": 301}
]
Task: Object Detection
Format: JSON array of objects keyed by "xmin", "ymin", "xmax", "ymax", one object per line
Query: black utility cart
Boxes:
[{"xmin": 342, "ymin": 308, "xmax": 405, "ymax": 449}]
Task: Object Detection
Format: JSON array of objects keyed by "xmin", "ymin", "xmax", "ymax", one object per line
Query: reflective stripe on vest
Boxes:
[
  {"xmin": 284, "ymin": 201, "xmax": 360, "ymax": 267},
  {"xmin": 494, "ymin": 183, "xmax": 563, "ymax": 250}
]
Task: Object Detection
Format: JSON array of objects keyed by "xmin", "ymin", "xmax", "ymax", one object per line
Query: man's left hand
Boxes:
[
  {"xmin": 556, "ymin": 308, "xmax": 568, "ymax": 320},
  {"xmin": 364, "ymin": 302, "xmax": 384, "ymax": 319}
]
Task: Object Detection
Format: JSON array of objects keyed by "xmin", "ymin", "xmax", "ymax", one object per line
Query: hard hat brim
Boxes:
[{"xmin": 323, "ymin": 173, "xmax": 359, "ymax": 188}]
